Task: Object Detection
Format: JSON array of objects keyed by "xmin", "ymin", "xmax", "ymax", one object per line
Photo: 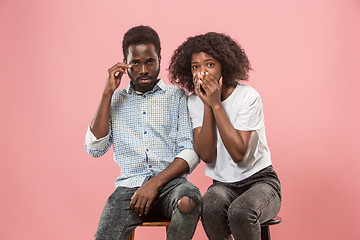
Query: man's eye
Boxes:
[
  {"xmin": 147, "ymin": 60, "xmax": 154, "ymax": 64},
  {"xmin": 132, "ymin": 62, "xmax": 139, "ymax": 65}
]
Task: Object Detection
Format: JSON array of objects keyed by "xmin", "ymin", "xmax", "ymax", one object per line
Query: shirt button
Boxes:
[
  {"xmin": 144, "ymin": 131, "xmax": 147, "ymax": 134},
  {"xmin": 149, "ymin": 165, "xmax": 152, "ymax": 168},
  {"xmin": 146, "ymin": 149, "xmax": 149, "ymax": 152},
  {"xmin": 143, "ymin": 111, "xmax": 146, "ymax": 114},
  {"xmin": 143, "ymin": 95, "xmax": 146, "ymax": 98}
]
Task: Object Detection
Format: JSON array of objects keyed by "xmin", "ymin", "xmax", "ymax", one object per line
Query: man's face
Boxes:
[{"xmin": 125, "ymin": 44, "xmax": 160, "ymax": 93}]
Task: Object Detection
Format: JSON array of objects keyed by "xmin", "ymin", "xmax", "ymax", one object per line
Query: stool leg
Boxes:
[
  {"xmin": 127, "ymin": 230, "xmax": 135, "ymax": 240},
  {"xmin": 261, "ymin": 225, "xmax": 271, "ymax": 240}
]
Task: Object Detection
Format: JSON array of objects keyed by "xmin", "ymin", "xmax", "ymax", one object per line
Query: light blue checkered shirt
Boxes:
[{"xmin": 85, "ymin": 79, "xmax": 199, "ymax": 188}]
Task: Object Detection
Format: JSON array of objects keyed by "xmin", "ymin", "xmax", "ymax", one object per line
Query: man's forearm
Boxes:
[
  {"xmin": 90, "ymin": 91, "xmax": 113, "ymax": 139},
  {"xmin": 149, "ymin": 158, "xmax": 189, "ymax": 188}
]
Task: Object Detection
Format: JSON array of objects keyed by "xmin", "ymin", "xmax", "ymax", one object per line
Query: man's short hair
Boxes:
[{"xmin": 122, "ymin": 25, "xmax": 161, "ymax": 59}]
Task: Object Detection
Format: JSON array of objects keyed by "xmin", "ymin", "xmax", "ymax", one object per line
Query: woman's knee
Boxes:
[{"xmin": 228, "ymin": 203, "xmax": 257, "ymax": 227}]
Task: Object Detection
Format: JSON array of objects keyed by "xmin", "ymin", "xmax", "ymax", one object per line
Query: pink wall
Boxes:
[{"xmin": 1, "ymin": 0, "xmax": 360, "ymax": 239}]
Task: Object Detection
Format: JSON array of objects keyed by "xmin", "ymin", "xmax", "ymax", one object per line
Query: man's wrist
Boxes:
[
  {"xmin": 102, "ymin": 88, "xmax": 114, "ymax": 98},
  {"xmin": 147, "ymin": 177, "xmax": 162, "ymax": 189}
]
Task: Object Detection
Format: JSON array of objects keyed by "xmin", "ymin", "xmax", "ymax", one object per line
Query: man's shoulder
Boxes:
[
  {"xmin": 163, "ymin": 83, "xmax": 188, "ymax": 97},
  {"xmin": 112, "ymin": 89, "xmax": 128, "ymax": 99}
]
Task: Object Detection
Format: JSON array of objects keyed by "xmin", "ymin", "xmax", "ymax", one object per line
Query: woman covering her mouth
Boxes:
[{"xmin": 169, "ymin": 32, "xmax": 282, "ymax": 240}]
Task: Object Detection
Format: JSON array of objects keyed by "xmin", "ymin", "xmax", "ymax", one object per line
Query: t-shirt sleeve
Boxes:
[
  {"xmin": 188, "ymin": 94, "xmax": 204, "ymax": 129},
  {"xmin": 233, "ymin": 90, "xmax": 264, "ymax": 131}
]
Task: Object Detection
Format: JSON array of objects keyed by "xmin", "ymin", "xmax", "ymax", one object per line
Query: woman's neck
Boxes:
[{"xmin": 221, "ymin": 84, "xmax": 236, "ymax": 101}]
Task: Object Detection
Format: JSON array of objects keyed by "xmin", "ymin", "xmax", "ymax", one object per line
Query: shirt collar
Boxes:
[{"xmin": 125, "ymin": 79, "xmax": 166, "ymax": 95}]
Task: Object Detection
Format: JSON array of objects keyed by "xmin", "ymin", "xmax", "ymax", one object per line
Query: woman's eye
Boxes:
[
  {"xmin": 192, "ymin": 65, "xmax": 199, "ymax": 69},
  {"xmin": 207, "ymin": 63, "xmax": 214, "ymax": 67}
]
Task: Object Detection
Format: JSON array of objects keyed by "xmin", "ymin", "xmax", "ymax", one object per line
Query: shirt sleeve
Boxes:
[
  {"xmin": 175, "ymin": 90, "xmax": 200, "ymax": 173},
  {"xmin": 188, "ymin": 94, "xmax": 204, "ymax": 129},
  {"xmin": 233, "ymin": 90, "xmax": 264, "ymax": 131},
  {"xmin": 84, "ymin": 125, "xmax": 112, "ymax": 157}
]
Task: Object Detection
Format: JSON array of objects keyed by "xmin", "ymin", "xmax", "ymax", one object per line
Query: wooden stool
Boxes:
[
  {"xmin": 127, "ymin": 216, "xmax": 281, "ymax": 240},
  {"xmin": 127, "ymin": 220, "xmax": 170, "ymax": 240},
  {"xmin": 261, "ymin": 216, "xmax": 282, "ymax": 240}
]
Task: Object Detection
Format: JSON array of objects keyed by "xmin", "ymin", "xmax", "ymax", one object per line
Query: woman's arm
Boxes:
[
  {"xmin": 199, "ymin": 75, "xmax": 253, "ymax": 163},
  {"xmin": 193, "ymin": 104, "xmax": 217, "ymax": 163}
]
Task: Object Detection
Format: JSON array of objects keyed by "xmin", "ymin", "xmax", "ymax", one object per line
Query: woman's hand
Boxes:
[{"xmin": 194, "ymin": 72, "xmax": 223, "ymax": 108}]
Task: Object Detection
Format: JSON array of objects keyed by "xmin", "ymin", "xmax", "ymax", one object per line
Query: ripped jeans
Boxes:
[
  {"xmin": 201, "ymin": 166, "xmax": 282, "ymax": 240},
  {"xmin": 94, "ymin": 178, "xmax": 202, "ymax": 240}
]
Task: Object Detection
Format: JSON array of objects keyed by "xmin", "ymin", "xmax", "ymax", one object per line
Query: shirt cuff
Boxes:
[
  {"xmin": 85, "ymin": 126, "xmax": 110, "ymax": 150},
  {"xmin": 176, "ymin": 149, "xmax": 200, "ymax": 173}
]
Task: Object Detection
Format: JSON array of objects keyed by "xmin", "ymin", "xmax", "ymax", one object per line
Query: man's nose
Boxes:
[{"xmin": 139, "ymin": 64, "xmax": 148, "ymax": 74}]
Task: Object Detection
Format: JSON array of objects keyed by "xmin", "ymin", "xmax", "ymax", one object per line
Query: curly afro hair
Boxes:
[
  {"xmin": 122, "ymin": 25, "xmax": 161, "ymax": 59},
  {"xmin": 168, "ymin": 32, "xmax": 251, "ymax": 92}
]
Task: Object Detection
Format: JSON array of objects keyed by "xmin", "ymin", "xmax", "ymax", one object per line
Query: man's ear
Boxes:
[{"xmin": 123, "ymin": 57, "xmax": 127, "ymax": 63}]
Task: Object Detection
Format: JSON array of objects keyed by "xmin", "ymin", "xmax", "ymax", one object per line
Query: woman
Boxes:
[{"xmin": 169, "ymin": 32, "xmax": 281, "ymax": 240}]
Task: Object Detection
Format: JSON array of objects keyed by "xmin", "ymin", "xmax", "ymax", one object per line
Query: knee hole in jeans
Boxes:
[{"xmin": 177, "ymin": 196, "xmax": 196, "ymax": 212}]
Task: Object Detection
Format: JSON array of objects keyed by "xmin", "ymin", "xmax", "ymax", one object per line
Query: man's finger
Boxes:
[
  {"xmin": 138, "ymin": 203, "xmax": 146, "ymax": 216},
  {"xmin": 144, "ymin": 200, "xmax": 152, "ymax": 215},
  {"xmin": 129, "ymin": 193, "xmax": 138, "ymax": 210},
  {"xmin": 115, "ymin": 63, "xmax": 132, "ymax": 69}
]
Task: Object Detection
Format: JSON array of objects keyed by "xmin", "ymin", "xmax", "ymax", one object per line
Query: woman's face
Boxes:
[{"xmin": 191, "ymin": 52, "xmax": 222, "ymax": 83}]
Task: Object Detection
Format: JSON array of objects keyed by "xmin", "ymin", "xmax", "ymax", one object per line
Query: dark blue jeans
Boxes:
[
  {"xmin": 94, "ymin": 178, "xmax": 202, "ymax": 240},
  {"xmin": 201, "ymin": 166, "xmax": 282, "ymax": 240}
]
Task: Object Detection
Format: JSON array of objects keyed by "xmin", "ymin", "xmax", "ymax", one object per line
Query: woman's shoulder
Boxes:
[
  {"xmin": 188, "ymin": 92, "xmax": 200, "ymax": 102},
  {"xmin": 188, "ymin": 92, "xmax": 203, "ymax": 108},
  {"xmin": 235, "ymin": 83, "xmax": 261, "ymax": 100}
]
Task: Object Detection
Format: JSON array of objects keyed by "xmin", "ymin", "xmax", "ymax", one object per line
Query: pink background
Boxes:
[{"xmin": 1, "ymin": 0, "xmax": 360, "ymax": 239}]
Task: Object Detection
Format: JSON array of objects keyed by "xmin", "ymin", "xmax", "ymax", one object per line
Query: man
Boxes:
[{"xmin": 85, "ymin": 25, "xmax": 201, "ymax": 240}]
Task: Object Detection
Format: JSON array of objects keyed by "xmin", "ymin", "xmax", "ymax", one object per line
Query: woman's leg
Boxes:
[
  {"xmin": 228, "ymin": 182, "xmax": 281, "ymax": 240},
  {"xmin": 201, "ymin": 183, "xmax": 237, "ymax": 240}
]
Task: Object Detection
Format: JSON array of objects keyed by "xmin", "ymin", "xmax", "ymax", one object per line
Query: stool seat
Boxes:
[
  {"xmin": 140, "ymin": 221, "xmax": 170, "ymax": 227},
  {"xmin": 262, "ymin": 216, "xmax": 282, "ymax": 226}
]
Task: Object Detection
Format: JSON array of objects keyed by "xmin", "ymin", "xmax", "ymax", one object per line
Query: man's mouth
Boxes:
[{"xmin": 138, "ymin": 77, "xmax": 152, "ymax": 82}]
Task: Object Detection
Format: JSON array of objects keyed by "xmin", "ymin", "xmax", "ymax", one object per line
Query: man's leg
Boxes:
[
  {"xmin": 94, "ymin": 187, "xmax": 143, "ymax": 240},
  {"xmin": 154, "ymin": 178, "xmax": 201, "ymax": 240}
]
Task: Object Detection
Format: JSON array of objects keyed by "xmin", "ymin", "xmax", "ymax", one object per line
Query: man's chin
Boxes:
[{"xmin": 132, "ymin": 79, "xmax": 159, "ymax": 92}]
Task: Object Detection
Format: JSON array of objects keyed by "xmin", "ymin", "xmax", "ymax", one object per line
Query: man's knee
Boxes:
[{"xmin": 177, "ymin": 196, "xmax": 197, "ymax": 212}]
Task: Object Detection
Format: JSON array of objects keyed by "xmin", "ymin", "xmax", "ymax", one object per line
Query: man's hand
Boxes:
[
  {"xmin": 129, "ymin": 179, "xmax": 159, "ymax": 216},
  {"xmin": 104, "ymin": 62, "xmax": 132, "ymax": 95}
]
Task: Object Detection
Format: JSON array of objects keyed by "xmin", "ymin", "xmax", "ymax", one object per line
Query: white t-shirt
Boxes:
[{"xmin": 188, "ymin": 83, "xmax": 271, "ymax": 183}]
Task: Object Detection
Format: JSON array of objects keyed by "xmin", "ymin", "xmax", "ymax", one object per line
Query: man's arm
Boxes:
[
  {"xmin": 90, "ymin": 62, "xmax": 132, "ymax": 138},
  {"xmin": 129, "ymin": 158, "xmax": 189, "ymax": 216}
]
